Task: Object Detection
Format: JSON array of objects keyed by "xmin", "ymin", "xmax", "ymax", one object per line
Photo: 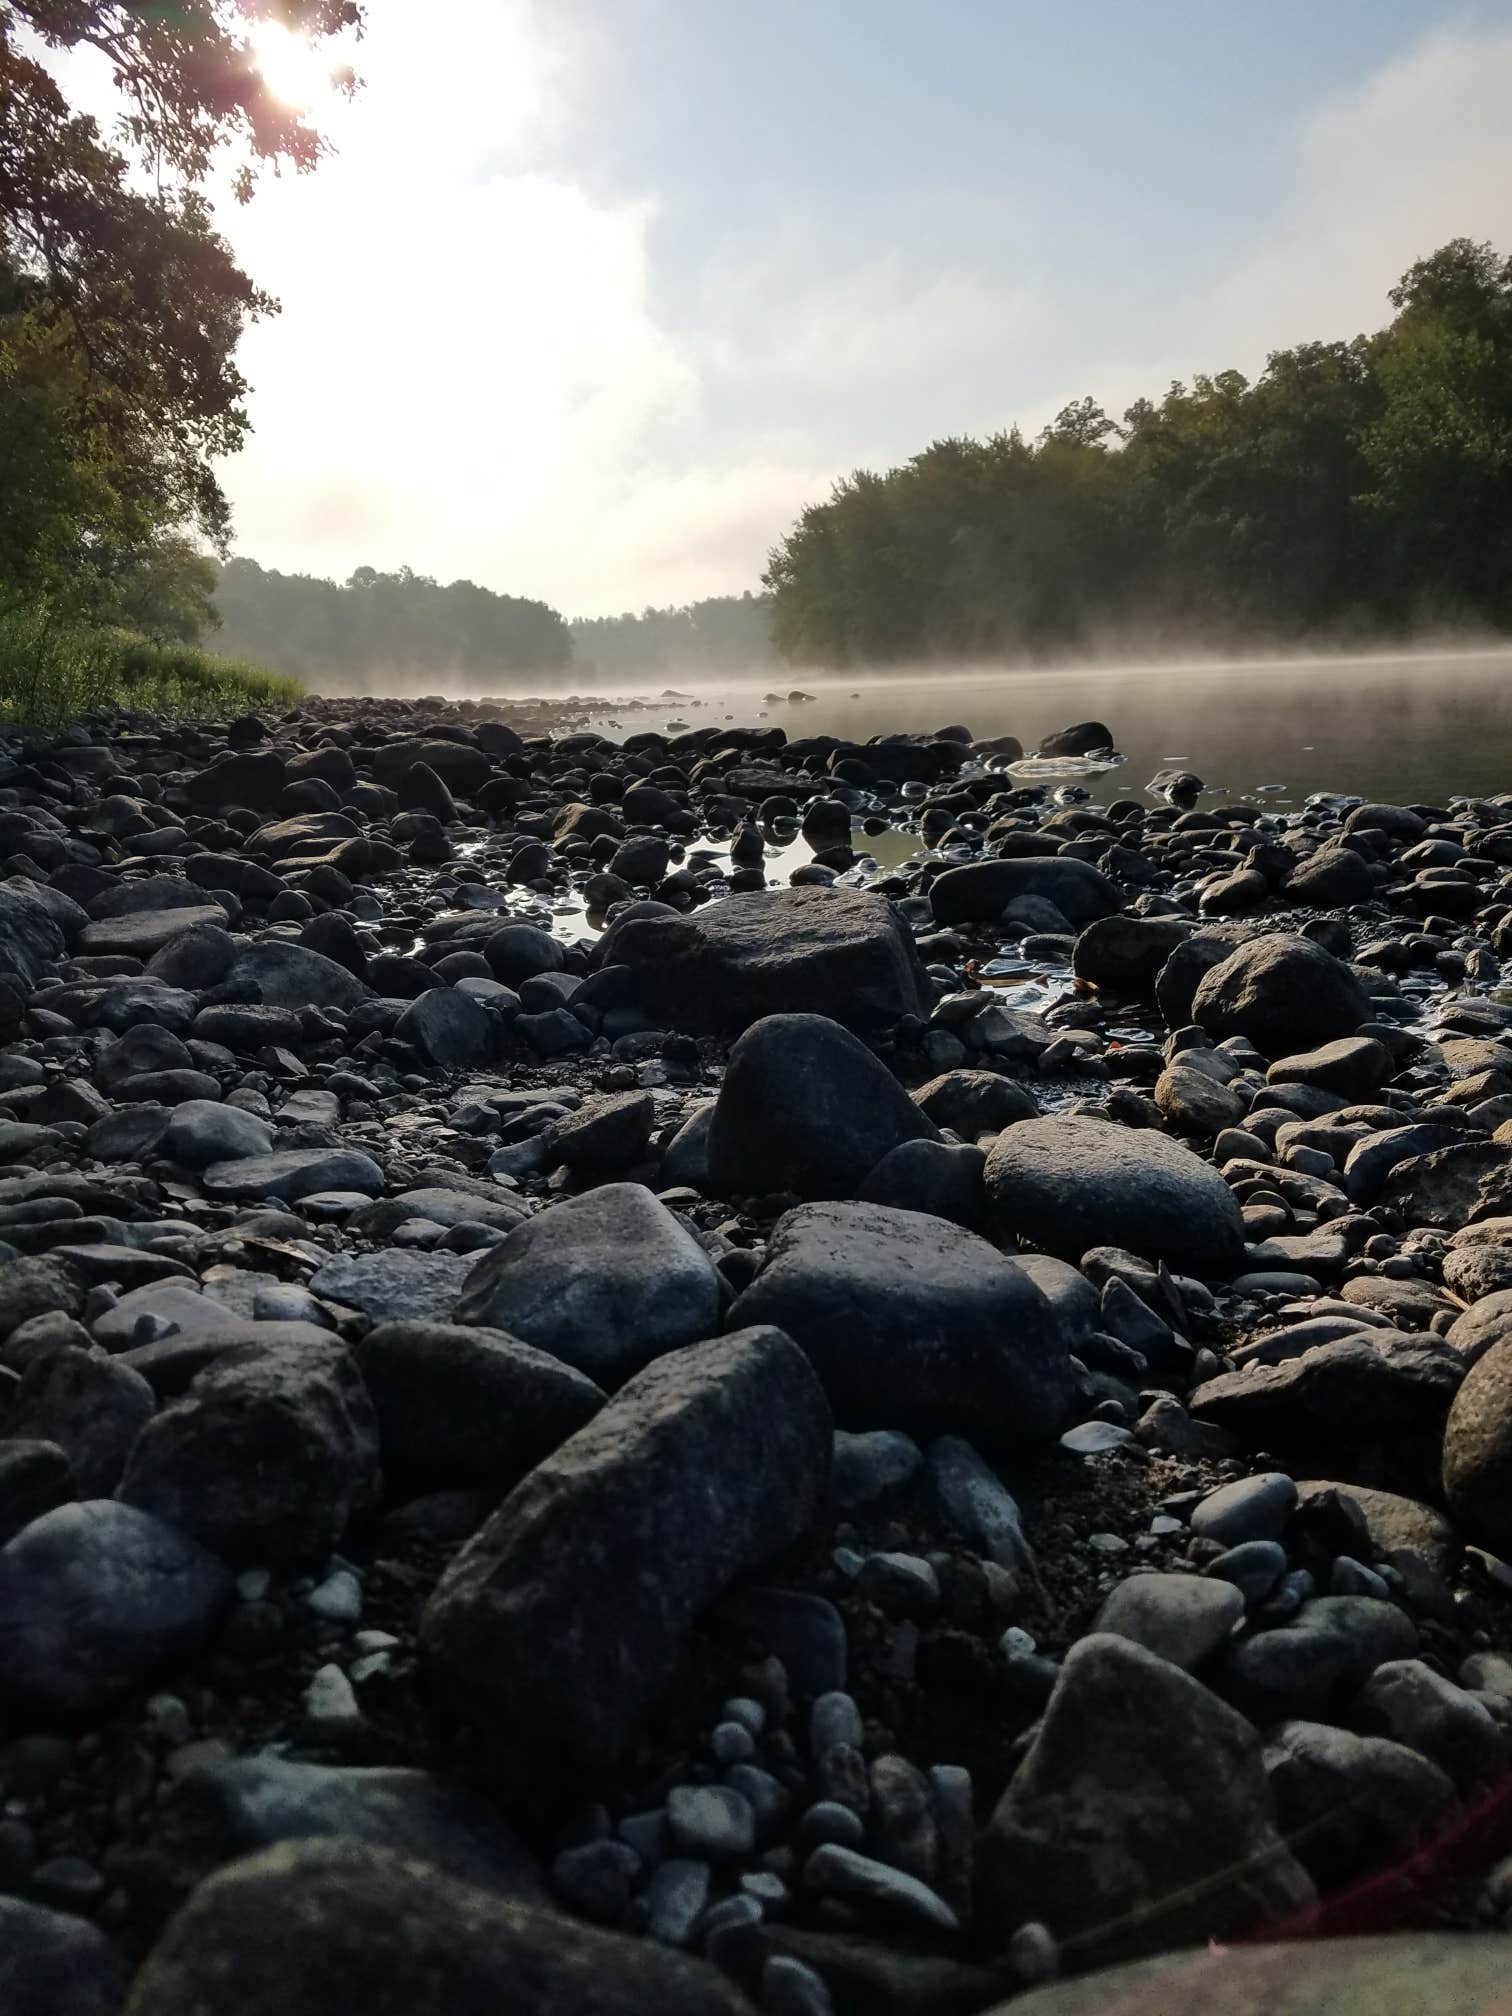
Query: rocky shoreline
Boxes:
[{"xmin": 3, "ymin": 698, "xmax": 1512, "ymax": 2011}]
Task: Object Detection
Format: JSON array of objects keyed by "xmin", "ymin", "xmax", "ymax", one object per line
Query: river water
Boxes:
[{"xmin": 582, "ymin": 648, "xmax": 1512, "ymax": 810}]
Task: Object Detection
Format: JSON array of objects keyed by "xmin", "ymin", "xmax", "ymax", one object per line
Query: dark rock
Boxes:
[
  {"xmin": 980, "ymin": 1634, "xmax": 1313, "ymax": 1963},
  {"xmin": 8, "ymin": 1345, "xmax": 154, "ymax": 1497},
  {"xmin": 1264, "ymin": 1719, "xmax": 1455, "ymax": 1887},
  {"xmin": 1217, "ymin": 1596, "xmax": 1417, "ymax": 1719},
  {"xmin": 354, "ymin": 1320, "xmax": 604, "ymax": 1499},
  {"xmin": 912, "ymin": 1069, "xmax": 1037, "ymax": 1135},
  {"xmin": 1072, "ymin": 914, "xmax": 1190, "ymax": 994},
  {"xmin": 707, "ymin": 1013, "xmax": 939, "ymax": 1201},
  {"xmin": 1442, "ymin": 1338, "xmax": 1512, "ymax": 1557},
  {"xmin": 395, "ymin": 988, "xmax": 496, "ymax": 1069},
  {"xmin": 1191, "ymin": 934, "xmax": 1370, "ymax": 1055},
  {"xmin": 983, "ymin": 1114, "xmax": 1245, "ymax": 1272},
  {"xmin": 117, "ymin": 1335, "xmax": 380, "ymax": 1566},
  {"xmin": 729, "ymin": 1200, "xmax": 1073, "ymax": 1436},
  {"xmin": 454, "ymin": 1184, "xmax": 722, "ymax": 1387},
  {"xmin": 0, "ymin": 1500, "xmax": 231, "ymax": 1715},
  {"xmin": 421, "ymin": 1328, "xmax": 830, "ymax": 1788},
  {"xmin": 596, "ymin": 887, "xmax": 932, "ymax": 1035},
  {"xmin": 930, "ymin": 857, "xmax": 1118, "ymax": 928},
  {"xmin": 856, "ymin": 1138, "xmax": 987, "ymax": 1230},
  {"xmin": 308, "ymin": 1249, "xmax": 473, "ymax": 1323},
  {"xmin": 0, "ymin": 1439, "xmax": 75, "ymax": 1546},
  {"xmin": 0, "ymin": 1895, "xmax": 128, "ymax": 2016},
  {"xmin": 224, "ymin": 941, "xmax": 373, "ymax": 1011},
  {"xmin": 124, "ymin": 1838, "xmax": 747, "ymax": 2016}
]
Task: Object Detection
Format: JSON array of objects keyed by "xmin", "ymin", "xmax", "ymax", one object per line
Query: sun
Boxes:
[{"xmin": 248, "ymin": 19, "xmax": 330, "ymax": 110}]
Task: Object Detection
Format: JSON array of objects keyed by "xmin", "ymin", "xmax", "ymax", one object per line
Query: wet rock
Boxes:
[
  {"xmin": 124, "ymin": 1838, "xmax": 746, "ymax": 2016},
  {"xmin": 0, "ymin": 1500, "xmax": 231, "ymax": 1715},
  {"xmin": 983, "ymin": 1115, "xmax": 1245, "ymax": 1273},
  {"xmin": 454, "ymin": 1184, "xmax": 722, "ymax": 1386},
  {"xmin": 730, "ymin": 1200, "xmax": 1073, "ymax": 1436},
  {"xmin": 422, "ymin": 1328, "xmax": 830, "ymax": 1789},
  {"xmin": 354, "ymin": 1320, "xmax": 604, "ymax": 1498},
  {"xmin": 981, "ymin": 1634, "xmax": 1313, "ymax": 1963}
]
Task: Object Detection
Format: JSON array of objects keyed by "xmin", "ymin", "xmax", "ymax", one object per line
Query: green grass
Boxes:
[{"xmin": 0, "ymin": 605, "xmax": 304, "ymax": 728}]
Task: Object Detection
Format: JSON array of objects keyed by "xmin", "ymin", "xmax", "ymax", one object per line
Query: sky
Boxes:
[{"xmin": 86, "ymin": 2, "xmax": 1512, "ymax": 615}]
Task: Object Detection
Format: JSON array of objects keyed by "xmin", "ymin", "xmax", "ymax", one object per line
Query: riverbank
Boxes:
[{"xmin": 3, "ymin": 696, "xmax": 1512, "ymax": 2013}]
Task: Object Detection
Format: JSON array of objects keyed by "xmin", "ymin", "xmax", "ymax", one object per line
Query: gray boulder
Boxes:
[
  {"xmin": 395, "ymin": 988, "xmax": 496, "ymax": 1069},
  {"xmin": 354, "ymin": 1320, "xmax": 604, "ymax": 1499},
  {"xmin": 164, "ymin": 1100, "xmax": 274, "ymax": 1169},
  {"xmin": 706, "ymin": 1013, "xmax": 938, "ymax": 1201},
  {"xmin": 8, "ymin": 1345, "xmax": 154, "ymax": 1497},
  {"xmin": 422, "ymin": 1328, "xmax": 830, "ymax": 1785},
  {"xmin": 453, "ymin": 1183, "xmax": 723, "ymax": 1386},
  {"xmin": 594, "ymin": 886, "xmax": 931, "ymax": 1035},
  {"xmin": 980, "ymin": 1633, "xmax": 1313, "ymax": 1962},
  {"xmin": 309, "ymin": 1249, "xmax": 473, "ymax": 1324},
  {"xmin": 1191, "ymin": 934, "xmax": 1369, "ymax": 1056},
  {"xmin": 983, "ymin": 1114, "xmax": 1245, "ymax": 1273},
  {"xmin": 224, "ymin": 941, "xmax": 373, "ymax": 1011},
  {"xmin": 0, "ymin": 1500, "xmax": 231, "ymax": 1715},
  {"xmin": 729, "ymin": 1200, "xmax": 1074, "ymax": 1437}
]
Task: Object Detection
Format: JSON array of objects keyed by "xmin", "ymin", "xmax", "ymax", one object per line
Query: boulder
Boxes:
[
  {"xmin": 394, "ymin": 988, "xmax": 496, "ymax": 1069},
  {"xmin": 308, "ymin": 1250, "xmax": 473, "ymax": 1324},
  {"xmin": 201, "ymin": 1147, "xmax": 385, "ymax": 1203},
  {"xmin": 1191, "ymin": 934, "xmax": 1369, "ymax": 1056},
  {"xmin": 1284, "ymin": 846, "xmax": 1375, "ymax": 907},
  {"xmin": 454, "ymin": 1184, "xmax": 723, "ymax": 1387},
  {"xmin": 912, "ymin": 1069, "xmax": 1037, "ymax": 1135},
  {"xmin": 706, "ymin": 1013, "xmax": 939, "ymax": 1201},
  {"xmin": 595, "ymin": 887, "xmax": 931, "ymax": 1035},
  {"xmin": 929, "ymin": 857, "xmax": 1118, "ymax": 928},
  {"xmin": 983, "ymin": 1114, "xmax": 1245, "ymax": 1273},
  {"xmin": 0, "ymin": 1500, "xmax": 231, "ymax": 1715},
  {"xmin": 421, "ymin": 1328, "xmax": 830, "ymax": 1787},
  {"xmin": 8, "ymin": 1345, "xmax": 154, "ymax": 1497},
  {"xmin": 1442, "ymin": 1337, "xmax": 1512, "ymax": 1557},
  {"xmin": 354, "ymin": 1321, "xmax": 604, "ymax": 1499},
  {"xmin": 1264, "ymin": 1719, "xmax": 1455, "ymax": 1887},
  {"xmin": 0, "ymin": 883, "xmax": 66, "ymax": 991},
  {"xmin": 117, "ymin": 1335, "xmax": 380, "ymax": 1566},
  {"xmin": 1072, "ymin": 914, "xmax": 1190, "ymax": 994},
  {"xmin": 0, "ymin": 1896, "xmax": 128, "ymax": 2016},
  {"xmin": 124, "ymin": 1838, "xmax": 748, "ymax": 2016},
  {"xmin": 224, "ymin": 941, "xmax": 373, "ymax": 1011},
  {"xmin": 728, "ymin": 1200, "xmax": 1074, "ymax": 1437},
  {"xmin": 980, "ymin": 1634, "xmax": 1313, "ymax": 1963}
]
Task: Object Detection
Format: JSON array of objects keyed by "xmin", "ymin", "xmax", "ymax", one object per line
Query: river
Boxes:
[{"xmin": 581, "ymin": 648, "xmax": 1512, "ymax": 810}]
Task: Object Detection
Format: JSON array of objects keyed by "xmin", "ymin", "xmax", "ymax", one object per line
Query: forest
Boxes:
[{"xmin": 764, "ymin": 238, "xmax": 1512, "ymax": 665}]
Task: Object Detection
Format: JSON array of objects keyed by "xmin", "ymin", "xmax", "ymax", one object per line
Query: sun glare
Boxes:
[{"xmin": 249, "ymin": 19, "xmax": 329, "ymax": 110}]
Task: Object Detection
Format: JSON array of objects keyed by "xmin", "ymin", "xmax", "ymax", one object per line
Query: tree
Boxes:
[{"xmin": 0, "ymin": 2, "xmax": 359, "ymax": 620}]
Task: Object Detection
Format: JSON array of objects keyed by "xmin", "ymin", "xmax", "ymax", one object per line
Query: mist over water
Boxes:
[{"xmin": 573, "ymin": 648, "xmax": 1512, "ymax": 808}]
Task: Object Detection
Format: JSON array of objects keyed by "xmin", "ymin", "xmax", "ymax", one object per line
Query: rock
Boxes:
[
  {"xmin": 856, "ymin": 1138, "xmax": 987, "ymax": 1230},
  {"xmin": 78, "ymin": 905, "xmax": 228, "ymax": 957},
  {"xmin": 354, "ymin": 1320, "xmax": 604, "ymax": 1499},
  {"xmin": 993, "ymin": 1935, "xmax": 1512, "ymax": 2016},
  {"xmin": 394, "ymin": 988, "xmax": 496, "ymax": 1069},
  {"xmin": 163, "ymin": 1100, "xmax": 274, "ymax": 1169},
  {"xmin": 0, "ymin": 1255, "xmax": 86, "ymax": 1337},
  {"xmin": 1267, "ymin": 1037, "xmax": 1390, "ymax": 1098},
  {"xmin": 667, "ymin": 1785, "xmax": 755, "ymax": 1861},
  {"xmin": 353, "ymin": 1187, "xmax": 528, "ymax": 1238},
  {"xmin": 8, "ymin": 1346, "xmax": 154, "ymax": 1497},
  {"xmin": 224, "ymin": 941, "xmax": 373, "ymax": 1011},
  {"xmin": 1295, "ymin": 1480, "xmax": 1457, "ymax": 1576},
  {"xmin": 983, "ymin": 1115, "xmax": 1245, "ymax": 1273},
  {"xmin": 929, "ymin": 857, "xmax": 1118, "ymax": 928},
  {"xmin": 1285, "ymin": 845, "xmax": 1375, "ymax": 907},
  {"xmin": 802, "ymin": 1842, "xmax": 958, "ymax": 1931},
  {"xmin": 1264, "ymin": 1719, "xmax": 1455, "ymax": 1886},
  {"xmin": 421, "ymin": 1328, "xmax": 830, "ymax": 1788},
  {"xmin": 1072, "ymin": 915, "xmax": 1190, "ymax": 994},
  {"xmin": 1190, "ymin": 1473, "xmax": 1297, "ymax": 1547},
  {"xmin": 706, "ymin": 1013, "xmax": 938, "ymax": 1201},
  {"xmin": 928, "ymin": 1436, "xmax": 1038, "ymax": 1589},
  {"xmin": 123, "ymin": 1838, "xmax": 748, "ymax": 2016},
  {"xmin": 0, "ymin": 1895, "xmax": 128, "ymax": 2016},
  {"xmin": 165, "ymin": 1755, "xmax": 543, "ymax": 1898},
  {"xmin": 1217, "ymin": 1596, "xmax": 1418, "ymax": 1720},
  {"xmin": 0, "ymin": 884, "xmax": 66, "ymax": 992},
  {"xmin": 117, "ymin": 1335, "xmax": 380, "ymax": 1566},
  {"xmin": 830, "ymin": 1429, "xmax": 924, "ymax": 1509},
  {"xmin": 1191, "ymin": 934, "xmax": 1370, "ymax": 1055},
  {"xmin": 1154, "ymin": 1063, "xmax": 1246, "ymax": 1137},
  {"xmin": 1191, "ymin": 1336, "xmax": 1463, "ymax": 1461},
  {"xmin": 1094, "ymin": 1573, "xmax": 1245, "ymax": 1670},
  {"xmin": 1443, "ymin": 1337, "xmax": 1512, "ymax": 1559},
  {"xmin": 453, "ymin": 1184, "xmax": 723, "ymax": 1387},
  {"xmin": 980, "ymin": 1634, "xmax": 1313, "ymax": 1962},
  {"xmin": 1381, "ymin": 1139, "xmax": 1512, "ymax": 1232},
  {"xmin": 0, "ymin": 1438, "xmax": 75, "ymax": 1545},
  {"xmin": 201, "ymin": 1147, "xmax": 386, "ymax": 1203},
  {"xmin": 729, "ymin": 1201, "xmax": 1073, "ymax": 1436},
  {"xmin": 550, "ymin": 1092, "xmax": 655, "ymax": 1173},
  {"xmin": 1038, "ymin": 720, "xmax": 1113, "ymax": 757},
  {"xmin": 912, "ymin": 1069, "xmax": 1037, "ymax": 1135},
  {"xmin": 308, "ymin": 1249, "xmax": 473, "ymax": 1323},
  {"xmin": 1355, "ymin": 1658, "xmax": 1505, "ymax": 1789},
  {"xmin": 595, "ymin": 887, "xmax": 931, "ymax": 1035},
  {"xmin": 0, "ymin": 1500, "xmax": 231, "ymax": 1715},
  {"xmin": 1446, "ymin": 1289, "xmax": 1512, "ymax": 1366}
]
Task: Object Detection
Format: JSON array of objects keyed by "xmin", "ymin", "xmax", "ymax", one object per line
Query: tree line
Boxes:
[{"xmin": 763, "ymin": 239, "xmax": 1512, "ymax": 665}]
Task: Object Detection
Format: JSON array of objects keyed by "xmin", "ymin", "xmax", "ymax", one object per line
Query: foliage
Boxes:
[
  {"xmin": 570, "ymin": 593, "xmax": 777, "ymax": 679},
  {"xmin": 210, "ymin": 557, "xmax": 573, "ymax": 691},
  {"xmin": 0, "ymin": 602, "xmax": 301, "ymax": 726},
  {"xmin": 0, "ymin": 2, "xmax": 358, "ymax": 622},
  {"xmin": 765, "ymin": 239, "xmax": 1512, "ymax": 664}
]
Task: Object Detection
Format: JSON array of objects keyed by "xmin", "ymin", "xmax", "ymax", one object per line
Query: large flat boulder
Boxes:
[
  {"xmin": 728, "ymin": 1200, "xmax": 1074, "ymax": 1436},
  {"xmin": 421, "ymin": 1328, "xmax": 829, "ymax": 1788},
  {"xmin": 594, "ymin": 887, "xmax": 931, "ymax": 1035}
]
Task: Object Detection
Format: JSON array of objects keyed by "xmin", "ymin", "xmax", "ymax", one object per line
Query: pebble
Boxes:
[{"xmin": 666, "ymin": 1785, "xmax": 756, "ymax": 1861}]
